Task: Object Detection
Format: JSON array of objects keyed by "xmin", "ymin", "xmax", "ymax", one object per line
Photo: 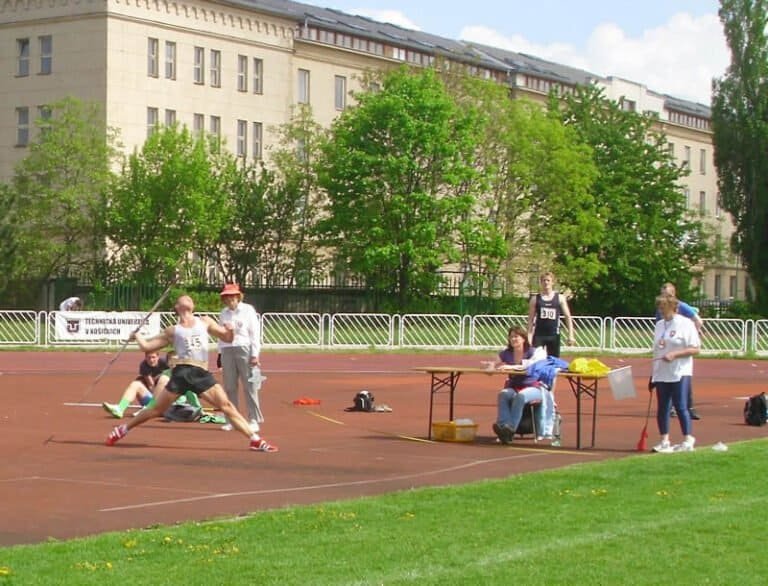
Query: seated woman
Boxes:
[{"xmin": 491, "ymin": 325, "xmax": 546, "ymax": 444}]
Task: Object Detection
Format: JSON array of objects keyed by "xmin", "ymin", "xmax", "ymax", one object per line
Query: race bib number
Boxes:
[
  {"xmin": 185, "ymin": 334, "xmax": 204, "ymax": 352},
  {"xmin": 539, "ymin": 307, "xmax": 557, "ymax": 320}
]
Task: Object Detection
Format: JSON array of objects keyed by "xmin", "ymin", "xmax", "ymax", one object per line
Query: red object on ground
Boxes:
[{"xmin": 293, "ymin": 397, "xmax": 321, "ymax": 406}]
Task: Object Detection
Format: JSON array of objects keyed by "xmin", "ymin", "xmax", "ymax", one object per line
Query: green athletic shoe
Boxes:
[{"xmin": 102, "ymin": 402, "xmax": 123, "ymax": 419}]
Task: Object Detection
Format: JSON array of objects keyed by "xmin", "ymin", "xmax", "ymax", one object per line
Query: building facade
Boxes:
[{"xmin": 0, "ymin": 0, "xmax": 742, "ymax": 300}]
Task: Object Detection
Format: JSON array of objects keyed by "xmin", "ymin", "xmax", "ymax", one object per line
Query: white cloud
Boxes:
[
  {"xmin": 461, "ymin": 12, "xmax": 729, "ymax": 106},
  {"xmin": 343, "ymin": 8, "xmax": 422, "ymax": 31}
]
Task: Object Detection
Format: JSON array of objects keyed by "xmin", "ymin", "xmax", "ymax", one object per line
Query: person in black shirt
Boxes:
[{"xmin": 526, "ymin": 271, "xmax": 575, "ymax": 357}]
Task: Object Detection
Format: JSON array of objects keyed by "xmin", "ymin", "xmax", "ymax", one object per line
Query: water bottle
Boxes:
[{"xmin": 248, "ymin": 367, "xmax": 266, "ymax": 386}]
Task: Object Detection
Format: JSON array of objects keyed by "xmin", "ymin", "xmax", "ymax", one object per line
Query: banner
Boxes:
[{"xmin": 54, "ymin": 311, "xmax": 162, "ymax": 342}]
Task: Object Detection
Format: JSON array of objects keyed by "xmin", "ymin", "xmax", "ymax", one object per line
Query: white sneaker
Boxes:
[
  {"xmin": 221, "ymin": 423, "xmax": 233, "ymax": 432},
  {"xmin": 249, "ymin": 419, "xmax": 260, "ymax": 433},
  {"xmin": 652, "ymin": 440, "xmax": 673, "ymax": 453},
  {"xmin": 673, "ymin": 436, "xmax": 696, "ymax": 452}
]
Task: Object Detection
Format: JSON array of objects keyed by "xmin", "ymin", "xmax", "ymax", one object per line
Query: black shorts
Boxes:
[
  {"xmin": 167, "ymin": 365, "xmax": 217, "ymax": 395},
  {"xmin": 532, "ymin": 334, "xmax": 561, "ymax": 358}
]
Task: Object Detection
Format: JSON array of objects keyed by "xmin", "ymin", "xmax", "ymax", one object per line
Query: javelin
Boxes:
[{"xmin": 79, "ymin": 271, "xmax": 180, "ymax": 403}]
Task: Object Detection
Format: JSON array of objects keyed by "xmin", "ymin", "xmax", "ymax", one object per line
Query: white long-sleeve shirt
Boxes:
[{"xmin": 218, "ymin": 301, "xmax": 261, "ymax": 358}]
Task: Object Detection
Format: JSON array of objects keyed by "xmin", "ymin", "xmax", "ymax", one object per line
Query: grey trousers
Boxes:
[{"xmin": 220, "ymin": 346, "xmax": 264, "ymax": 425}]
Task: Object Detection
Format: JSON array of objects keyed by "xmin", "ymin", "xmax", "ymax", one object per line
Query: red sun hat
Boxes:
[{"xmin": 220, "ymin": 283, "xmax": 243, "ymax": 298}]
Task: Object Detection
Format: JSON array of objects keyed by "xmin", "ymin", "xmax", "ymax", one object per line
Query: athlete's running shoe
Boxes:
[
  {"xmin": 249, "ymin": 438, "xmax": 278, "ymax": 452},
  {"xmin": 106, "ymin": 424, "xmax": 128, "ymax": 446},
  {"xmin": 102, "ymin": 402, "xmax": 123, "ymax": 419}
]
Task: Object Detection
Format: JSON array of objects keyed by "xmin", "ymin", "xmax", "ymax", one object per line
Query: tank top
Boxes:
[
  {"xmin": 534, "ymin": 292, "xmax": 561, "ymax": 337},
  {"xmin": 173, "ymin": 317, "xmax": 209, "ymax": 363}
]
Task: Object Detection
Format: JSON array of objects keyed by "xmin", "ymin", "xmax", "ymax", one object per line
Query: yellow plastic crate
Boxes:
[{"xmin": 431, "ymin": 421, "xmax": 478, "ymax": 443}]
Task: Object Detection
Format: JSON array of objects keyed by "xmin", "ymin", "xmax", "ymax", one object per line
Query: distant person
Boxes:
[
  {"xmin": 491, "ymin": 325, "xmax": 546, "ymax": 444},
  {"xmin": 656, "ymin": 282, "xmax": 703, "ymax": 420},
  {"xmin": 59, "ymin": 296, "xmax": 83, "ymax": 312},
  {"xmin": 105, "ymin": 294, "xmax": 278, "ymax": 452},
  {"xmin": 101, "ymin": 351, "xmax": 208, "ymax": 420},
  {"xmin": 102, "ymin": 350, "xmax": 169, "ymax": 418},
  {"xmin": 527, "ymin": 271, "xmax": 575, "ymax": 357},
  {"xmin": 217, "ymin": 283, "xmax": 265, "ymax": 434},
  {"xmin": 650, "ymin": 293, "xmax": 700, "ymax": 453}
]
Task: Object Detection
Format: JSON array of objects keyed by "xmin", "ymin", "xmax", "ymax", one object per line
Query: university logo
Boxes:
[{"xmin": 66, "ymin": 319, "xmax": 81, "ymax": 334}]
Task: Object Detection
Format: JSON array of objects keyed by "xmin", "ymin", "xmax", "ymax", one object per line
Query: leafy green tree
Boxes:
[
  {"xmin": 106, "ymin": 125, "xmax": 233, "ymax": 283},
  {"xmin": 559, "ymin": 86, "xmax": 708, "ymax": 316},
  {"xmin": 712, "ymin": 0, "xmax": 768, "ymax": 311},
  {"xmin": 214, "ymin": 106, "xmax": 325, "ymax": 286},
  {"xmin": 451, "ymin": 74, "xmax": 602, "ymax": 296},
  {"xmin": 0, "ymin": 183, "xmax": 21, "ymax": 297},
  {"xmin": 11, "ymin": 97, "xmax": 119, "ymax": 283},
  {"xmin": 317, "ymin": 67, "xmax": 483, "ymax": 309}
]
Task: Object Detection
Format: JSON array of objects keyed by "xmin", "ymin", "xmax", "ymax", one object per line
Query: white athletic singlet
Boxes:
[{"xmin": 173, "ymin": 317, "xmax": 209, "ymax": 363}]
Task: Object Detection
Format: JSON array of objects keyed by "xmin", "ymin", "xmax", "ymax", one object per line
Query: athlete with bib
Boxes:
[
  {"xmin": 526, "ymin": 272, "xmax": 575, "ymax": 358},
  {"xmin": 105, "ymin": 294, "xmax": 278, "ymax": 452}
]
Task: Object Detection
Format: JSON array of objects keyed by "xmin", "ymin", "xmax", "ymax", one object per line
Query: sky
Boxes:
[{"xmin": 323, "ymin": 0, "xmax": 728, "ymax": 106}]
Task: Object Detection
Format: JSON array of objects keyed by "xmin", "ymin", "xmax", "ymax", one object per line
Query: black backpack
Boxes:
[
  {"xmin": 743, "ymin": 392, "xmax": 768, "ymax": 426},
  {"xmin": 346, "ymin": 390, "xmax": 375, "ymax": 412},
  {"xmin": 164, "ymin": 403, "xmax": 202, "ymax": 422}
]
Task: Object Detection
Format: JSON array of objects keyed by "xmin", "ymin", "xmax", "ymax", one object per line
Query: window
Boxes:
[
  {"xmin": 714, "ymin": 274, "xmax": 722, "ymax": 299},
  {"xmin": 237, "ymin": 55, "xmax": 248, "ymax": 92},
  {"xmin": 699, "ymin": 148, "xmax": 706, "ymax": 174},
  {"xmin": 210, "ymin": 49, "xmax": 221, "ymax": 87},
  {"xmin": 297, "ymin": 69, "xmax": 310, "ymax": 103},
  {"xmin": 236, "ymin": 119, "xmax": 247, "ymax": 157},
  {"xmin": 16, "ymin": 38, "xmax": 30, "ymax": 76},
  {"xmin": 699, "ymin": 191, "xmax": 706, "ymax": 215},
  {"xmin": 37, "ymin": 105, "xmax": 52, "ymax": 137},
  {"xmin": 296, "ymin": 137, "xmax": 307, "ymax": 162},
  {"xmin": 193, "ymin": 46, "xmax": 205, "ymax": 84},
  {"xmin": 667, "ymin": 142, "xmax": 674, "ymax": 159},
  {"xmin": 252, "ymin": 58, "xmax": 263, "ymax": 94},
  {"xmin": 210, "ymin": 115, "xmax": 221, "ymax": 137},
  {"xmin": 193, "ymin": 113, "xmax": 204, "ymax": 135},
  {"xmin": 334, "ymin": 75, "xmax": 347, "ymax": 110},
  {"xmin": 165, "ymin": 109, "xmax": 176, "ymax": 126},
  {"xmin": 729, "ymin": 275, "xmax": 737, "ymax": 298},
  {"xmin": 715, "ymin": 192, "xmax": 722, "ymax": 218},
  {"xmin": 39, "ymin": 35, "xmax": 52, "ymax": 75},
  {"xmin": 146, "ymin": 106, "xmax": 159, "ymax": 137},
  {"xmin": 252, "ymin": 121, "xmax": 263, "ymax": 159},
  {"xmin": 164, "ymin": 41, "xmax": 176, "ymax": 80},
  {"xmin": 683, "ymin": 187, "xmax": 690, "ymax": 209},
  {"xmin": 16, "ymin": 107, "xmax": 29, "ymax": 146},
  {"xmin": 620, "ymin": 98, "xmax": 636, "ymax": 112},
  {"xmin": 147, "ymin": 38, "xmax": 159, "ymax": 77},
  {"xmin": 683, "ymin": 145, "xmax": 691, "ymax": 168}
]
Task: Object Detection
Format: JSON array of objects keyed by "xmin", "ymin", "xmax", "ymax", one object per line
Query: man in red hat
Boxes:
[{"xmin": 217, "ymin": 283, "xmax": 272, "ymax": 445}]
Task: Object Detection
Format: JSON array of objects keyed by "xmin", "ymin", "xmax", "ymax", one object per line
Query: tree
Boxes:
[
  {"xmin": 317, "ymin": 67, "xmax": 483, "ymax": 309},
  {"xmin": 712, "ymin": 0, "xmax": 768, "ymax": 311},
  {"xmin": 106, "ymin": 125, "xmax": 233, "ymax": 283},
  {"xmin": 213, "ymin": 106, "xmax": 325, "ymax": 286},
  {"xmin": 450, "ymin": 74, "xmax": 603, "ymax": 296},
  {"xmin": 559, "ymin": 86, "xmax": 709, "ymax": 316},
  {"xmin": 0, "ymin": 183, "xmax": 21, "ymax": 297},
  {"xmin": 11, "ymin": 96, "xmax": 119, "ymax": 283}
]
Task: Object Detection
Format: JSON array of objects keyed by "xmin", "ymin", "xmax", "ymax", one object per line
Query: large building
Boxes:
[{"xmin": 0, "ymin": 0, "xmax": 744, "ymax": 300}]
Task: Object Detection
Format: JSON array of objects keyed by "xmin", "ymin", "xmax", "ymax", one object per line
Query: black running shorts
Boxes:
[{"xmin": 167, "ymin": 364, "xmax": 216, "ymax": 395}]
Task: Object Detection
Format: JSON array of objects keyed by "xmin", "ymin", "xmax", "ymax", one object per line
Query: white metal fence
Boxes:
[{"xmin": 0, "ymin": 310, "xmax": 763, "ymax": 355}]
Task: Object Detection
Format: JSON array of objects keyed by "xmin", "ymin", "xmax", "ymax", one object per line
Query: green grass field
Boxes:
[{"xmin": 2, "ymin": 439, "xmax": 766, "ymax": 584}]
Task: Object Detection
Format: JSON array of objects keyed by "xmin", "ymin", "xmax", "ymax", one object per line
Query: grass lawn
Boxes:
[{"xmin": 2, "ymin": 438, "xmax": 766, "ymax": 584}]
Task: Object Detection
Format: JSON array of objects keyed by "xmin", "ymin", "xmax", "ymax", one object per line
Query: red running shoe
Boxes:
[
  {"xmin": 249, "ymin": 438, "xmax": 278, "ymax": 452},
  {"xmin": 106, "ymin": 424, "xmax": 128, "ymax": 446}
]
